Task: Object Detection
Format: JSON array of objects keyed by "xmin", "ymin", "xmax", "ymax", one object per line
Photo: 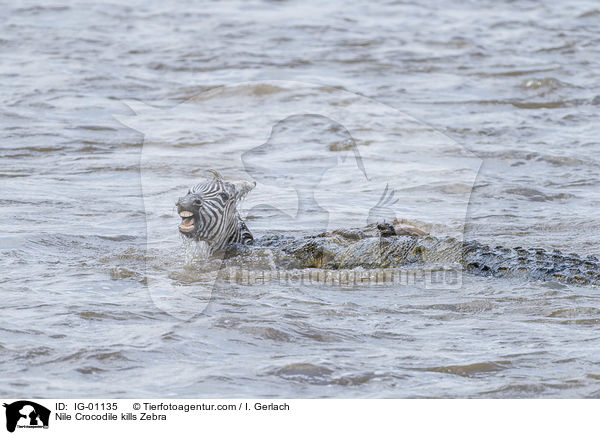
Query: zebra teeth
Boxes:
[
  {"xmin": 179, "ymin": 211, "xmax": 193, "ymax": 218},
  {"xmin": 179, "ymin": 222, "xmax": 195, "ymax": 232}
]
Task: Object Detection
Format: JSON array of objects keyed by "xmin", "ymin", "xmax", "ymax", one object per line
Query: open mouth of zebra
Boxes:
[{"xmin": 178, "ymin": 210, "xmax": 196, "ymax": 235}]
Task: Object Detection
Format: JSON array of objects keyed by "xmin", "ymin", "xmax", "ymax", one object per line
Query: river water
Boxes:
[{"xmin": 2, "ymin": 0, "xmax": 600, "ymax": 398}]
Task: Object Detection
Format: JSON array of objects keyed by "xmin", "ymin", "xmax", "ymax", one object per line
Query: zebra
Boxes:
[{"xmin": 176, "ymin": 170, "xmax": 255, "ymax": 252}]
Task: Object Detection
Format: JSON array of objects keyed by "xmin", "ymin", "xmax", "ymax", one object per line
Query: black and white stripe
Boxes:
[{"xmin": 184, "ymin": 171, "xmax": 254, "ymax": 252}]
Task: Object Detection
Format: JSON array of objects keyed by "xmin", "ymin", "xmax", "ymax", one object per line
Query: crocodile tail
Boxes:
[{"xmin": 461, "ymin": 241, "xmax": 600, "ymax": 285}]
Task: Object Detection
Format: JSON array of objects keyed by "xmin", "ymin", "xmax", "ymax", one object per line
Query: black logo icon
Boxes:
[{"xmin": 3, "ymin": 401, "xmax": 50, "ymax": 433}]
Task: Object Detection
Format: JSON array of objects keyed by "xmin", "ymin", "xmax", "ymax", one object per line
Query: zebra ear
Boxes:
[{"xmin": 230, "ymin": 180, "xmax": 256, "ymax": 202}]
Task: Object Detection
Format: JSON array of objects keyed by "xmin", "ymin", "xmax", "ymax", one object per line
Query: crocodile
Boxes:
[{"xmin": 176, "ymin": 172, "xmax": 600, "ymax": 286}]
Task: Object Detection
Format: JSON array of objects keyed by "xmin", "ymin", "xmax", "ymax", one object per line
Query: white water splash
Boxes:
[{"xmin": 182, "ymin": 238, "xmax": 212, "ymax": 265}]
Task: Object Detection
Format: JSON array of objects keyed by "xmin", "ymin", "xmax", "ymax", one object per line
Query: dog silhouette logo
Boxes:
[{"xmin": 3, "ymin": 401, "xmax": 50, "ymax": 433}]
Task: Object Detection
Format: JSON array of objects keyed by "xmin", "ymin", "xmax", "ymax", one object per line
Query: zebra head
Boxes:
[{"xmin": 176, "ymin": 170, "xmax": 255, "ymax": 252}]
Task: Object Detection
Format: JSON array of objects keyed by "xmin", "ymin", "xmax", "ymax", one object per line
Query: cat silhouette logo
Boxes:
[{"xmin": 3, "ymin": 401, "xmax": 50, "ymax": 433}]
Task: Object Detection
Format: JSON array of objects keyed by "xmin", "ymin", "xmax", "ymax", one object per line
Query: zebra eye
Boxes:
[
  {"xmin": 219, "ymin": 192, "xmax": 229, "ymax": 201},
  {"xmin": 193, "ymin": 199, "xmax": 202, "ymax": 207}
]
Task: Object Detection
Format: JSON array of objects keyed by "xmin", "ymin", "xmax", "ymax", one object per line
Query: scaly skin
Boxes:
[{"xmin": 220, "ymin": 224, "xmax": 600, "ymax": 286}]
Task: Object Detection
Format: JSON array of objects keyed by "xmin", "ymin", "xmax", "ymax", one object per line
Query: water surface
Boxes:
[{"xmin": 1, "ymin": 0, "xmax": 600, "ymax": 398}]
